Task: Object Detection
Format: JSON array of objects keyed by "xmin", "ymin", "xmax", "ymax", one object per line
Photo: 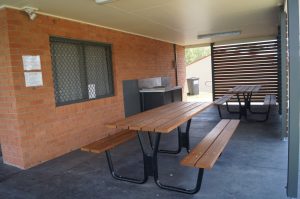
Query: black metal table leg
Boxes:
[
  {"xmin": 151, "ymin": 133, "xmax": 205, "ymax": 194},
  {"xmin": 157, "ymin": 127, "xmax": 182, "ymax": 154},
  {"xmin": 151, "ymin": 119, "xmax": 192, "ymax": 154},
  {"xmin": 217, "ymin": 105, "xmax": 223, "ymax": 118},
  {"xmin": 182, "ymin": 119, "xmax": 191, "ymax": 153},
  {"xmin": 246, "ymin": 93, "xmax": 252, "ymax": 109},
  {"xmin": 236, "ymin": 94, "xmax": 243, "ymax": 119},
  {"xmin": 137, "ymin": 132, "xmax": 162, "ymax": 177},
  {"xmin": 138, "ymin": 132, "xmax": 205, "ymax": 194},
  {"xmin": 105, "ymin": 150, "xmax": 148, "ymax": 184}
]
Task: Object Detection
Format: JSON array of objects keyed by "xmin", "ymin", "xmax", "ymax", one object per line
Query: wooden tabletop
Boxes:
[
  {"xmin": 228, "ymin": 85, "xmax": 261, "ymax": 94},
  {"xmin": 106, "ymin": 101, "xmax": 212, "ymax": 133}
]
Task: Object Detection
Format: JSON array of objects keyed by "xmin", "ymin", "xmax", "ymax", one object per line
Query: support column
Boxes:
[{"xmin": 287, "ymin": 0, "xmax": 300, "ymax": 197}]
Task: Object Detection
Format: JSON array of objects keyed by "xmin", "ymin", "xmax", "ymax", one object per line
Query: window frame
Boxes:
[{"xmin": 50, "ymin": 36, "xmax": 115, "ymax": 106}]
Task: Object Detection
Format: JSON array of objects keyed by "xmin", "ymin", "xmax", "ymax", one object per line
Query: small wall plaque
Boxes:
[
  {"xmin": 22, "ymin": 55, "xmax": 41, "ymax": 70},
  {"xmin": 24, "ymin": 72, "xmax": 43, "ymax": 87}
]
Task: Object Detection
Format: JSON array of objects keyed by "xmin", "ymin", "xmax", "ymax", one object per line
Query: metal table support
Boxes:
[
  {"xmin": 148, "ymin": 119, "xmax": 192, "ymax": 154},
  {"xmin": 139, "ymin": 133, "xmax": 205, "ymax": 194},
  {"xmin": 105, "ymin": 150, "xmax": 148, "ymax": 184}
]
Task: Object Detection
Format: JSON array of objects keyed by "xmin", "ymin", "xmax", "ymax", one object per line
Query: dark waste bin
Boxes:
[{"xmin": 187, "ymin": 77, "xmax": 199, "ymax": 95}]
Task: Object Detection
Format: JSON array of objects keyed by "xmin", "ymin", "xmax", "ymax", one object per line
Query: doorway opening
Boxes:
[{"xmin": 185, "ymin": 46, "xmax": 212, "ymax": 102}]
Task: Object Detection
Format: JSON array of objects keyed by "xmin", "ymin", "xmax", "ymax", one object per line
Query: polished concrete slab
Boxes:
[{"xmin": 0, "ymin": 106, "xmax": 295, "ymax": 199}]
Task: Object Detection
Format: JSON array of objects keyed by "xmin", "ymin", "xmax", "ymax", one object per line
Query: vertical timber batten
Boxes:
[{"xmin": 210, "ymin": 43, "xmax": 216, "ymax": 101}]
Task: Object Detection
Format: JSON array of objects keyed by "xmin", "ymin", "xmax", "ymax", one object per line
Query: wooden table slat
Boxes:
[
  {"xmin": 129, "ymin": 102, "xmax": 200, "ymax": 131},
  {"xmin": 117, "ymin": 102, "xmax": 195, "ymax": 129},
  {"xmin": 252, "ymin": 85, "xmax": 261, "ymax": 92},
  {"xmin": 107, "ymin": 102, "xmax": 182, "ymax": 128},
  {"xmin": 155, "ymin": 102, "xmax": 212, "ymax": 133},
  {"xmin": 106, "ymin": 102, "xmax": 212, "ymax": 134},
  {"xmin": 228, "ymin": 85, "xmax": 261, "ymax": 94},
  {"xmin": 141, "ymin": 102, "xmax": 204, "ymax": 132}
]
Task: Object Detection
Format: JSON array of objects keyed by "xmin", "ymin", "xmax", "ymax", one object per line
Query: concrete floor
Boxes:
[
  {"xmin": 0, "ymin": 106, "xmax": 295, "ymax": 199},
  {"xmin": 186, "ymin": 91, "xmax": 213, "ymax": 102}
]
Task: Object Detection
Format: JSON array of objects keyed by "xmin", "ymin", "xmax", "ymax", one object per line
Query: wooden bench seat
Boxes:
[
  {"xmin": 154, "ymin": 119, "xmax": 240, "ymax": 194},
  {"xmin": 264, "ymin": 94, "xmax": 276, "ymax": 106},
  {"xmin": 181, "ymin": 119, "xmax": 240, "ymax": 169},
  {"xmin": 255, "ymin": 94, "xmax": 276, "ymax": 122},
  {"xmin": 214, "ymin": 95, "xmax": 234, "ymax": 118},
  {"xmin": 81, "ymin": 129, "xmax": 136, "ymax": 153},
  {"xmin": 81, "ymin": 129, "xmax": 147, "ymax": 184},
  {"xmin": 213, "ymin": 94, "xmax": 233, "ymax": 105}
]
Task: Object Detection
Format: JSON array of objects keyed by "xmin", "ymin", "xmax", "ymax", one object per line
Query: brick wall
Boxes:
[
  {"xmin": 0, "ymin": 9, "xmax": 25, "ymax": 167},
  {"xmin": 0, "ymin": 8, "xmax": 186, "ymax": 169}
]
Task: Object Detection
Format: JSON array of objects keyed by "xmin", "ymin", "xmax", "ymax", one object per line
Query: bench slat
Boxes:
[
  {"xmin": 181, "ymin": 119, "xmax": 240, "ymax": 169},
  {"xmin": 180, "ymin": 119, "xmax": 231, "ymax": 166},
  {"xmin": 214, "ymin": 94, "xmax": 233, "ymax": 105},
  {"xmin": 81, "ymin": 130, "xmax": 136, "ymax": 153},
  {"xmin": 195, "ymin": 120, "xmax": 240, "ymax": 169}
]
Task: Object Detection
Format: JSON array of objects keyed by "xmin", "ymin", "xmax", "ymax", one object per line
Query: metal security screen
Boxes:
[
  {"xmin": 50, "ymin": 37, "xmax": 114, "ymax": 106},
  {"xmin": 212, "ymin": 40, "xmax": 280, "ymax": 102}
]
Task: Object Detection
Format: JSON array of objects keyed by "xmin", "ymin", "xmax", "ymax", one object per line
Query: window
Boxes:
[{"xmin": 50, "ymin": 37, "xmax": 114, "ymax": 106}]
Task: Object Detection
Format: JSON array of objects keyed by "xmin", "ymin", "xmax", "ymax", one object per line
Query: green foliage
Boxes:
[{"xmin": 185, "ymin": 46, "xmax": 211, "ymax": 65}]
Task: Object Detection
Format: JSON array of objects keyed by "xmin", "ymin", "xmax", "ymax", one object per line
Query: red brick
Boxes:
[{"xmin": 0, "ymin": 8, "xmax": 186, "ymax": 169}]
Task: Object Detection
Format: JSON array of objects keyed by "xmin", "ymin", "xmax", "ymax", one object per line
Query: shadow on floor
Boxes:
[{"xmin": 0, "ymin": 106, "xmax": 295, "ymax": 199}]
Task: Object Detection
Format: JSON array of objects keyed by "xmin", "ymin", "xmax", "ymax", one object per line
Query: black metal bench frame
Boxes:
[
  {"xmin": 248, "ymin": 94, "xmax": 277, "ymax": 122},
  {"xmin": 83, "ymin": 132, "xmax": 148, "ymax": 184},
  {"xmin": 214, "ymin": 95, "xmax": 234, "ymax": 119}
]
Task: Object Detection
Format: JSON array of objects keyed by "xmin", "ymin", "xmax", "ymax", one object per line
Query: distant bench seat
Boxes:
[
  {"xmin": 213, "ymin": 94, "xmax": 234, "ymax": 118},
  {"xmin": 258, "ymin": 94, "xmax": 277, "ymax": 121}
]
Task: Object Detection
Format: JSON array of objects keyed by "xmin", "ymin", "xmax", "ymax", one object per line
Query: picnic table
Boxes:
[
  {"xmin": 227, "ymin": 85, "xmax": 261, "ymax": 118},
  {"xmin": 106, "ymin": 101, "xmax": 212, "ymax": 191},
  {"xmin": 83, "ymin": 101, "xmax": 240, "ymax": 194}
]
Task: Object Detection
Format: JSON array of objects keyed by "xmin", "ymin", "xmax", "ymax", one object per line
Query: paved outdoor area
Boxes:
[
  {"xmin": 186, "ymin": 92, "xmax": 213, "ymax": 102},
  {"xmin": 0, "ymin": 105, "xmax": 294, "ymax": 199}
]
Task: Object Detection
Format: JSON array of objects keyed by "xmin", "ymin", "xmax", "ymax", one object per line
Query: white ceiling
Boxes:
[{"xmin": 0, "ymin": 0, "xmax": 284, "ymax": 46}]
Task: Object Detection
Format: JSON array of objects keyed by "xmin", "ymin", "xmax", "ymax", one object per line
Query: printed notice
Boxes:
[
  {"xmin": 24, "ymin": 72, "xmax": 43, "ymax": 87},
  {"xmin": 22, "ymin": 55, "xmax": 41, "ymax": 70}
]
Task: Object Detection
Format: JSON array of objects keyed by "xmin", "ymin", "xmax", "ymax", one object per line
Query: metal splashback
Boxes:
[{"xmin": 138, "ymin": 77, "xmax": 170, "ymax": 89}]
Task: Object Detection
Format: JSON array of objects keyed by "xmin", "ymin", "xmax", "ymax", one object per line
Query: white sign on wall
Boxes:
[
  {"xmin": 22, "ymin": 55, "xmax": 41, "ymax": 70},
  {"xmin": 24, "ymin": 72, "xmax": 43, "ymax": 87}
]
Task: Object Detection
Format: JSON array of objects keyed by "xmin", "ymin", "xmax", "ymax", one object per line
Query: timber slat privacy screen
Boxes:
[{"xmin": 212, "ymin": 40, "xmax": 280, "ymax": 103}]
